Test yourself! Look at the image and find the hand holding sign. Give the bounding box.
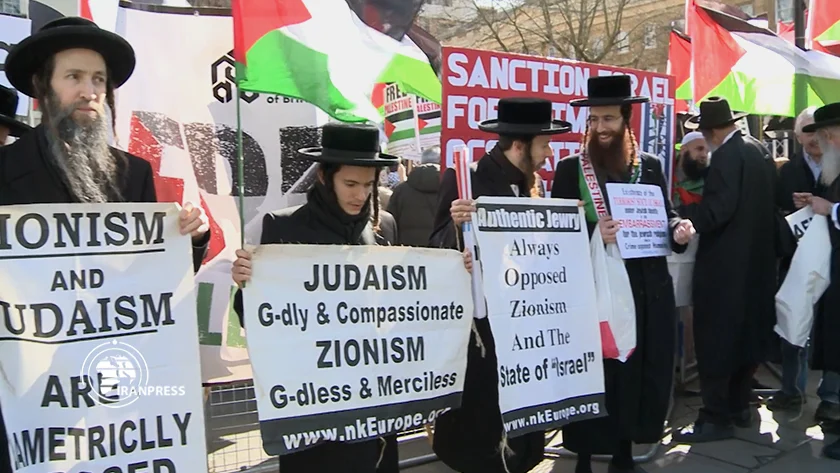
[809,196,833,216]
[598,216,621,244]
[793,192,812,209]
[451,198,476,225]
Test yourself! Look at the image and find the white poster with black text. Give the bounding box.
[0,203,207,472]
[243,245,473,455]
[473,197,606,437]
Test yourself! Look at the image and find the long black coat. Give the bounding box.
[551,153,681,454]
[428,146,545,473]
[0,125,209,473]
[233,200,398,473]
[812,177,840,373]
[682,132,777,377]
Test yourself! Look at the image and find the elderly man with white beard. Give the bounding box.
[801,102,840,460]
[0,17,211,473]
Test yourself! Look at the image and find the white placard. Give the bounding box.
[0,14,31,116]
[243,245,473,455]
[786,206,815,241]
[606,183,670,259]
[473,197,606,437]
[0,203,207,472]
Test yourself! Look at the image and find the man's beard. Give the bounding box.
[588,125,629,175]
[682,154,709,181]
[819,136,840,187]
[42,92,123,203]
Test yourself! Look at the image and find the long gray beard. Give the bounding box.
[819,136,840,188]
[43,100,122,203]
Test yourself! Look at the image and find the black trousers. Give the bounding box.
[698,364,758,425]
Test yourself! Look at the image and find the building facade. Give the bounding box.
[441,0,779,72]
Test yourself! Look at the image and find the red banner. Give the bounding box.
[441,47,677,192]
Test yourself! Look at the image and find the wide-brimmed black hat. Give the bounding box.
[688,97,748,130]
[570,75,649,107]
[802,102,840,133]
[478,97,571,135]
[4,17,136,98]
[0,85,32,138]
[298,123,400,167]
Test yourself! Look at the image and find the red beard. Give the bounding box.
[588,126,630,176]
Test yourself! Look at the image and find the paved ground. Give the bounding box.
[402,366,840,473]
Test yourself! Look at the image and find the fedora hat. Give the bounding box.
[688,97,748,130]
[802,102,840,133]
[478,97,571,135]
[0,85,32,138]
[570,75,649,107]
[4,17,136,98]
[298,123,400,167]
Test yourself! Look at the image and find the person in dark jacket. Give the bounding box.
[231,122,401,473]
[0,85,32,145]
[429,97,572,473]
[673,97,777,444]
[387,146,441,246]
[0,17,210,473]
[551,75,691,473]
[767,106,832,414]
[800,102,840,459]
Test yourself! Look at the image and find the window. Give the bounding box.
[547,45,558,58]
[428,0,453,5]
[0,0,20,15]
[591,38,605,57]
[644,24,657,50]
[617,31,629,54]
[776,0,794,23]
[740,4,755,16]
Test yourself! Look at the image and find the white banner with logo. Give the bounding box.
[786,206,815,241]
[473,197,606,438]
[243,245,472,455]
[0,13,31,116]
[0,203,206,472]
[114,4,328,383]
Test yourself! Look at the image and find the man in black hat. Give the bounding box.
[672,97,778,443]
[799,102,840,460]
[0,85,32,145]
[0,17,209,265]
[551,75,691,473]
[231,122,402,473]
[429,97,571,473]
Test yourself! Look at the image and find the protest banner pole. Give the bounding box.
[412,94,423,159]
[235,83,246,248]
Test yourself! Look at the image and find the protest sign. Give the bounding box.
[441,46,676,193]
[115,3,328,382]
[473,197,605,437]
[606,183,671,259]
[786,206,816,241]
[0,14,31,116]
[379,83,442,161]
[243,245,473,455]
[0,203,207,472]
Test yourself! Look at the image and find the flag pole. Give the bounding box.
[794,0,807,156]
[235,81,245,248]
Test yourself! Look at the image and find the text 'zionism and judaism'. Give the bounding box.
[243,245,473,455]
[0,203,207,472]
[473,197,606,437]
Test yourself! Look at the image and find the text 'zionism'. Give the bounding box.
[243,245,472,454]
[474,197,607,437]
[0,203,209,472]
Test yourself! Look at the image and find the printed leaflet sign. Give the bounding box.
[243,245,473,454]
[606,183,671,259]
[0,203,207,472]
[473,197,606,437]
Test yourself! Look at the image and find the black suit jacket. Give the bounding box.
[0,125,208,272]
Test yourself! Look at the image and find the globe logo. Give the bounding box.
[81,340,149,409]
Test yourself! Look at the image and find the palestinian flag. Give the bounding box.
[691,4,840,117]
[668,29,692,109]
[232,0,441,123]
[808,0,840,54]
